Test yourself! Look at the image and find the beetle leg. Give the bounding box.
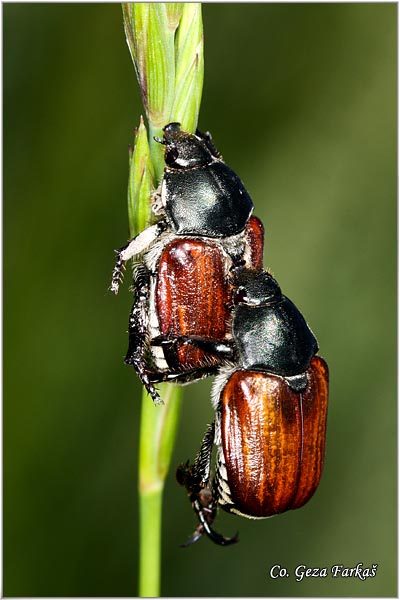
[178,479,239,547]
[179,524,204,546]
[151,335,235,361]
[195,128,223,159]
[193,426,239,545]
[146,363,218,385]
[146,367,219,387]
[110,250,126,294]
[177,424,239,546]
[110,220,167,294]
[176,423,215,491]
[193,497,239,547]
[124,265,164,405]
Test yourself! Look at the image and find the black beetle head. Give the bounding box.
[233,269,282,307]
[160,123,214,169]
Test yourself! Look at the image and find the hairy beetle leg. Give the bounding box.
[124,264,164,405]
[110,220,168,294]
[110,250,126,294]
[152,335,235,360]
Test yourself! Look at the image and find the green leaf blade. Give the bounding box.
[128,116,155,238]
[171,3,204,133]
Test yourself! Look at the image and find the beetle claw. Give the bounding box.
[180,526,204,548]
[201,523,239,547]
[194,499,239,546]
[179,519,239,548]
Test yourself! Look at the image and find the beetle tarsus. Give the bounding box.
[110,250,125,294]
[180,514,239,548]
[194,498,239,546]
[125,352,164,405]
[179,493,239,547]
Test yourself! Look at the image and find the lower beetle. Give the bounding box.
[176,268,329,545]
[112,123,264,404]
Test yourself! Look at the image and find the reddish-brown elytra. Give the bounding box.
[244,214,265,269]
[220,356,329,519]
[156,215,264,371]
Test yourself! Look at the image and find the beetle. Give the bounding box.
[111,123,265,404]
[176,267,329,545]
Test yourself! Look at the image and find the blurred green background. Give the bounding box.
[4,3,396,597]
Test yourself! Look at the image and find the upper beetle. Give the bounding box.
[176,268,329,545]
[111,123,264,404]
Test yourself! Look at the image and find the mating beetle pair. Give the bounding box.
[113,123,329,545]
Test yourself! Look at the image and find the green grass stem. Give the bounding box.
[138,384,182,597]
[121,3,204,596]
